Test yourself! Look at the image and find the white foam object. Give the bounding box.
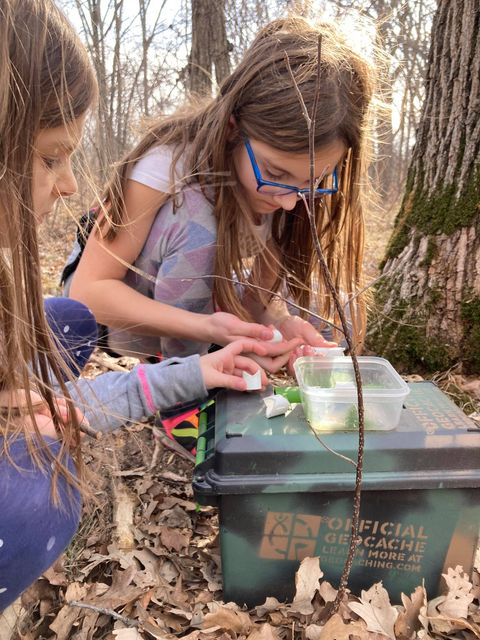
[269,329,283,343]
[242,369,262,391]
[263,395,290,418]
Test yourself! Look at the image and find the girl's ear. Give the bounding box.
[227,115,238,141]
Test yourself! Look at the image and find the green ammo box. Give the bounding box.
[193,382,480,607]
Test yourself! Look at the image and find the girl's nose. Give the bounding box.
[273,191,298,211]
[55,163,78,198]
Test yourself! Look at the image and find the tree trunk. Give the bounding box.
[189,0,231,96]
[368,0,480,373]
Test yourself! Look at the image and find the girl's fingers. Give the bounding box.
[260,337,303,356]
[215,372,248,392]
[238,322,273,342]
[233,355,264,376]
[304,327,337,347]
[224,339,268,357]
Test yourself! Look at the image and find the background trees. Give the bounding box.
[369,0,480,374]
[62,0,434,207]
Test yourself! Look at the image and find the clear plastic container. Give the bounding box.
[294,356,410,432]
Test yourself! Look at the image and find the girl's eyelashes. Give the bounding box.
[264,166,287,181]
[41,155,60,170]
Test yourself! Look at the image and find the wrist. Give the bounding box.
[267,313,291,330]
[197,314,214,343]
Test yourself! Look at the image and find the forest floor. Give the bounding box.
[1,206,479,640]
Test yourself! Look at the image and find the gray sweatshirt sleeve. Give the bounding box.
[66,354,207,432]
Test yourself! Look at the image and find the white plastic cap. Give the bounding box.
[242,369,262,391]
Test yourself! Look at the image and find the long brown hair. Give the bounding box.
[102,16,377,345]
[0,0,97,494]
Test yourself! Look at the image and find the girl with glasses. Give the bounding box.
[64,15,377,371]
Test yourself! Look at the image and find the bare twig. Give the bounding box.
[149,426,163,470]
[288,36,365,613]
[90,352,129,372]
[68,600,139,627]
[152,425,195,463]
[79,421,103,440]
[184,274,343,334]
[343,273,388,310]
[308,426,357,467]
[284,53,311,127]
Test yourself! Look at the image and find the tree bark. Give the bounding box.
[189,0,231,96]
[368,0,480,373]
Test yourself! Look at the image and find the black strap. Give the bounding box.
[60,209,97,285]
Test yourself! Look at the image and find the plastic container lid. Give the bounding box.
[294,356,410,396]
[294,356,411,431]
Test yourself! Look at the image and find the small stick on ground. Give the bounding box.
[68,600,139,628]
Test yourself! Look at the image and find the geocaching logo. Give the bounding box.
[259,511,321,561]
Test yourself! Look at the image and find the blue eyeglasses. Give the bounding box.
[243,137,338,197]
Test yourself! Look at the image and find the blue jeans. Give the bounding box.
[0,299,97,611]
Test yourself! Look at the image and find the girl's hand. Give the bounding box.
[0,389,86,439]
[199,339,269,391]
[276,315,338,348]
[246,336,304,373]
[274,316,338,373]
[204,311,274,346]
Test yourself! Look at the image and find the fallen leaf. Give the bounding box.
[20,579,56,609]
[74,609,99,640]
[395,586,426,640]
[437,566,475,619]
[305,623,323,640]
[42,559,69,586]
[202,606,252,634]
[84,567,144,609]
[291,557,323,615]
[460,379,480,399]
[160,527,191,552]
[65,581,88,602]
[307,613,370,639]
[159,506,192,529]
[349,583,398,639]
[112,629,145,639]
[48,604,82,640]
[0,599,25,640]
[246,622,280,640]
[319,581,337,604]
[255,597,283,617]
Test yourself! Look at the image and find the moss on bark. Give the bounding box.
[368,295,452,373]
[369,283,480,374]
[460,295,480,372]
[384,166,480,262]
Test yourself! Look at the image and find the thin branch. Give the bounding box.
[68,600,139,627]
[308,426,357,467]
[184,274,344,334]
[343,272,388,310]
[289,36,365,614]
[285,53,311,127]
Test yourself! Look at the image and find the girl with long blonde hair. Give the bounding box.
[65,15,376,370]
